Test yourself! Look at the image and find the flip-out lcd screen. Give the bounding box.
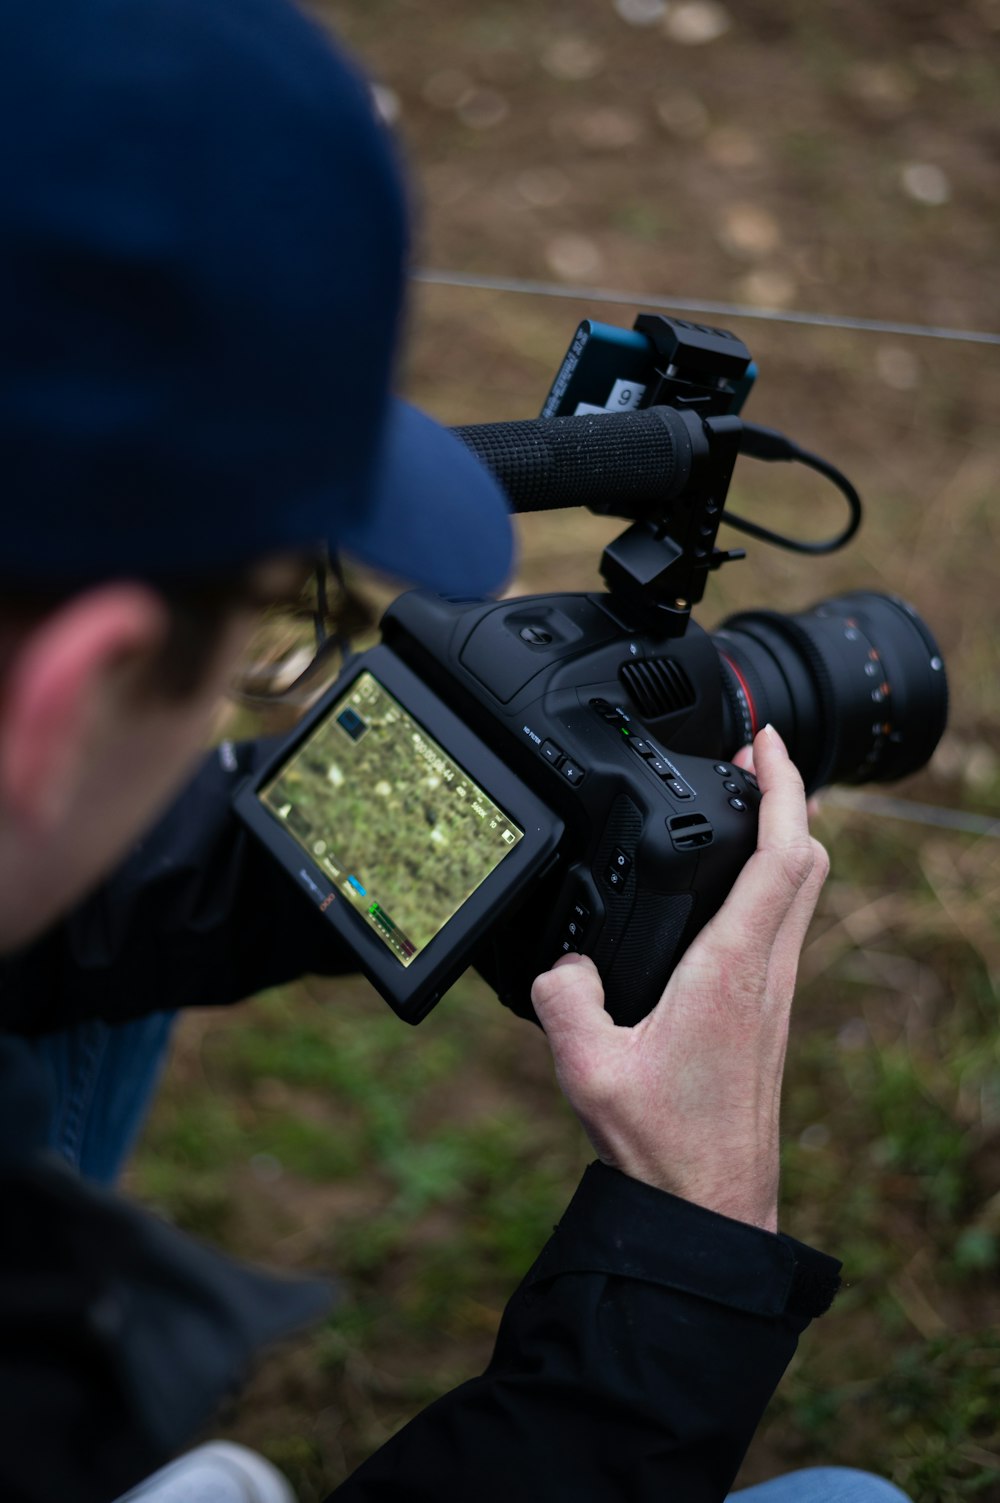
[260,671,524,966]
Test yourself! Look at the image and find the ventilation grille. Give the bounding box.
[619,656,696,719]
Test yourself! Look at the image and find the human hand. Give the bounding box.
[530,725,829,1233]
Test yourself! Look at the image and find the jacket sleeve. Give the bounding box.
[327,1162,842,1503]
[1,739,351,1035]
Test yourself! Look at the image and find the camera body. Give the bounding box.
[236,586,757,1022]
[234,314,947,1027]
[338,590,762,1026]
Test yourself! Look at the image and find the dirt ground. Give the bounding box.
[129,3,1000,1499]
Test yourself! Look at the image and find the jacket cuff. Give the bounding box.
[526,1161,841,1320]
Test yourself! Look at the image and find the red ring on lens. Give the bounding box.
[720,653,759,738]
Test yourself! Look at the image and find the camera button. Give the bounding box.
[560,760,584,786]
[728,796,748,812]
[541,740,564,766]
[714,763,732,776]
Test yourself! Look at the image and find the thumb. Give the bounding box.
[531,954,614,1052]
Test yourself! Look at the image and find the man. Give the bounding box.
[0,0,910,1500]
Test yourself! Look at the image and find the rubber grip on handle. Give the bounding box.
[450,408,697,516]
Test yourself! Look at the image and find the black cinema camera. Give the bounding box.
[235,315,948,1027]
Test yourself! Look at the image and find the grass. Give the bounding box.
[131,369,1000,1500]
[129,365,1000,1500]
[128,1,1000,1494]
[129,802,1000,1501]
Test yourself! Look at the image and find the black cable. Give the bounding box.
[725,423,863,555]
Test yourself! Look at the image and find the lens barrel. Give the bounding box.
[711,592,948,793]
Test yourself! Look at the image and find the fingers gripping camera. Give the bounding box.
[540,700,762,1028]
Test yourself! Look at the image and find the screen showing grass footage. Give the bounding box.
[260,672,524,967]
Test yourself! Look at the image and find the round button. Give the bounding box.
[713,763,731,776]
[729,796,748,812]
[723,780,739,793]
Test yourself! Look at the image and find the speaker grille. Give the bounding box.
[619,656,696,719]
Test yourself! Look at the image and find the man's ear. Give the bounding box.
[0,584,169,832]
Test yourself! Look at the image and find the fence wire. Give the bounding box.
[415,268,1000,348]
[416,265,1000,839]
[824,790,1000,841]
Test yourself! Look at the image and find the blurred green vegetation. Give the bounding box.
[131,836,1000,1501]
[131,0,1000,1497]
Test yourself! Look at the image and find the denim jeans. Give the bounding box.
[26,1010,175,1183]
[731,1468,912,1501]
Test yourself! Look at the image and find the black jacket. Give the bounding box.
[0,741,840,1503]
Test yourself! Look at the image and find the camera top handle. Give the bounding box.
[452,405,745,638]
[450,314,862,640]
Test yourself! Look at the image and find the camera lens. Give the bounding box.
[711,592,948,793]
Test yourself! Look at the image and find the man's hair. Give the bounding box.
[149,575,260,698]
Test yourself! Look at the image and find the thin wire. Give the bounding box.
[416,266,999,838]
[822,789,1000,839]
[415,269,1000,348]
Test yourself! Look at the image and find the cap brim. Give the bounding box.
[333,399,515,597]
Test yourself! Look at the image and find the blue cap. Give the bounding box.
[0,0,514,596]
